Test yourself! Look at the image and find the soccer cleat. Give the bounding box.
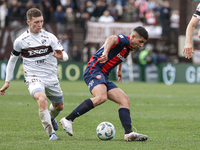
[51,119,58,131]
[59,118,73,136]
[49,133,58,140]
[124,131,148,141]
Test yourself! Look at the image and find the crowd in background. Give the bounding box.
[0,0,179,63]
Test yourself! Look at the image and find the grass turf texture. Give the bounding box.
[0,80,199,150]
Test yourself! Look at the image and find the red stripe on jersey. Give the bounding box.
[101,47,128,73]
[88,56,99,75]
[87,56,94,67]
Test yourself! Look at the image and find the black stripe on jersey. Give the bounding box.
[12,49,21,56]
[195,11,200,16]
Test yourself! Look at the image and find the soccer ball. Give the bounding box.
[96,121,115,140]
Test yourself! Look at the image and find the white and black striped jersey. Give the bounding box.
[13,29,63,78]
[194,3,200,19]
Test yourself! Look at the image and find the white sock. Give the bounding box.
[39,109,55,136]
[49,103,60,120]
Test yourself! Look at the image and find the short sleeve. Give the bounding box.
[117,34,130,46]
[49,33,64,50]
[194,3,200,19]
[13,38,22,53]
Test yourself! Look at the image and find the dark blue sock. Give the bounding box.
[119,108,132,134]
[73,99,94,117]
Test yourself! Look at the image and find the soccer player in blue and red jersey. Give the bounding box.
[60,26,149,141]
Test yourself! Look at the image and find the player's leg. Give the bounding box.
[26,78,57,140]
[60,83,108,136]
[49,102,64,131]
[46,81,64,131]
[33,91,57,140]
[107,86,148,141]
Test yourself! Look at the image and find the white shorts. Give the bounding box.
[25,76,63,103]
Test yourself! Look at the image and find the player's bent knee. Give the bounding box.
[93,96,107,106]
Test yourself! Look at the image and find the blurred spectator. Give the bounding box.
[131,50,140,64]
[170,10,180,42]
[80,12,90,40]
[135,0,148,23]
[147,0,157,10]
[157,52,168,63]
[112,0,127,19]
[92,0,106,21]
[154,1,171,40]
[41,0,53,24]
[84,1,96,21]
[98,10,115,23]
[8,0,21,27]
[125,0,139,22]
[0,0,8,28]
[145,9,156,25]
[54,5,66,34]
[56,0,75,10]
[65,7,75,28]
[17,0,29,24]
[139,44,157,67]
[107,1,118,21]
[72,45,82,61]
[58,33,70,53]
[65,7,75,43]
[144,44,157,67]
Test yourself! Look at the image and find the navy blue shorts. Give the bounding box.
[83,67,118,93]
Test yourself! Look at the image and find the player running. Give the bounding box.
[0,8,69,140]
[60,26,149,141]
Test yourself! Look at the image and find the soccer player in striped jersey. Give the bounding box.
[0,8,69,140]
[183,3,200,59]
[60,26,149,141]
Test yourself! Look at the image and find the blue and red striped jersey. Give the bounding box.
[87,34,134,74]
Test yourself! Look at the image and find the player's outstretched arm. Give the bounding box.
[0,82,10,95]
[183,16,199,59]
[1,53,19,95]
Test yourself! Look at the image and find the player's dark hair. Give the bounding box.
[133,26,149,40]
[26,8,42,21]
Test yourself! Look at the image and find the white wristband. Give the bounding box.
[61,51,69,62]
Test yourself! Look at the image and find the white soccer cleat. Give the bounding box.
[124,131,148,141]
[59,118,73,136]
[49,133,58,140]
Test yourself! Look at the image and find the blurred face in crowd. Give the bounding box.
[27,16,43,34]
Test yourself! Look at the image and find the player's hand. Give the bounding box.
[116,70,122,83]
[0,82,10,95]
[52,49,63,60]
[183,43,194,59]
[98,53,108,63]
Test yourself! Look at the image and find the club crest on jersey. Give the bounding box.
[41,39,47,45]
[96,74,102,79]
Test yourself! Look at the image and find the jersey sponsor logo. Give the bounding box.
[35,59,46,65]
[117,53,125,61]
[88,80,94,89]
[22,46,53,58]
[28,48,48,56]
[96,74,102,79]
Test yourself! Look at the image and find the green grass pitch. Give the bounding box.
[0,80,199,150]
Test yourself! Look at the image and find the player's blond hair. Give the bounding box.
[26,8,42,21]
